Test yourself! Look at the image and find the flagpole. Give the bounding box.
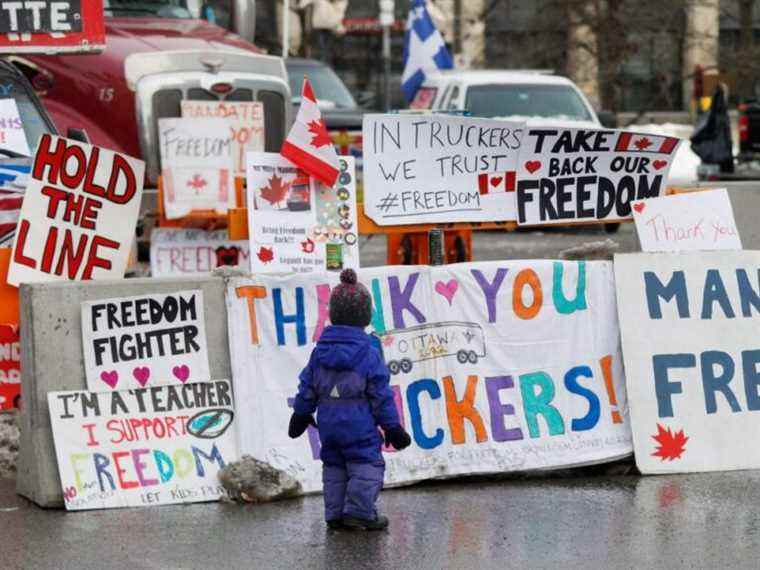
[283,0,290,59]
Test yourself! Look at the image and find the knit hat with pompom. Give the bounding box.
[329,269,372,328]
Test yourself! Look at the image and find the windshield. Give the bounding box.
[0,74,51,157]
[104,0,193,18]
[465,84,593,121]
[287,64,357,109]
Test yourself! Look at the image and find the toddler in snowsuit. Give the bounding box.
[288,268,411,530]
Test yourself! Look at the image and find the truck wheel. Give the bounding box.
[388,360,400,375]
[400,359,413,373]
[457,350,469,364]
[468,351,478,364]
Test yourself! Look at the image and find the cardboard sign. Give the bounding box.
[0,99,30,157]
[362,114,523,225]
[226,262,632,493]
[516,128,681,225]
[632,189,741,252]
[181,101,265,174]
[150,228,250,277]
[615,251,760,473]
[48,380,236,510]
[246,152,359,274]
[81,291,211,392]
[158,118,233,220]
[7,135,145,286]
[0,323,19,410]
[0,0,105,54]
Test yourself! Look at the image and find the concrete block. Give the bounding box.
[15,276,231,507]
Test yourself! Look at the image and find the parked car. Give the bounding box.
[285,58,364,161]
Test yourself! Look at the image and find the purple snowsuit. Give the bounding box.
[293,325,400,521]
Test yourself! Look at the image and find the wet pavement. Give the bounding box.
[3,470,760,569]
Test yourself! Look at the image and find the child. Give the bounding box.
[288,268,411,530]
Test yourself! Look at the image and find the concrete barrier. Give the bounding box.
[16,276,231,507]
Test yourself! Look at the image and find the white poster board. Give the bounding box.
[226,262,632,493]
[362,114,523,224]
[158,118,234,219]
[150,228,250,277]
[48,380,236,510]
[246,152,359,274]
[516,128,681,225]
[7,135,145,286]
[615,251,760,473]
[181,101,265,174]
[81,290,211,392]
[632,189,741,252]
[0,99,30,157]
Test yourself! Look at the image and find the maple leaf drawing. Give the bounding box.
[257,246,274,264]
[634,137,653,151]
[651,424,688,461]
[301,238,315,253]
[259,174,291,207]
[307,119,331,148]
[186,174,207,194]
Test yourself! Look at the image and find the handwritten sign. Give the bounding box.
[48,380,236,510]
[615,251,760,473]
[632,189,741,252]
[362,114,523,224]
[181,101,265,174]
[0,99,30,157]
[0,323,19,410]
[246,152,359,274]
[516,128,681,225]
[226,262,632,493]
[150,228,250,277]
[7,135,144,286]
[158,118,233,220]
[81,291,211,392]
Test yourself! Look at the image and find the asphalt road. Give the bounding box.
[359,181,760,266]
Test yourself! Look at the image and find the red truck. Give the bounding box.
[7,1,291,188]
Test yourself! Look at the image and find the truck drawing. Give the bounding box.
[378,321,486,375]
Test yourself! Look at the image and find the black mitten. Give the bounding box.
[384,425,412,450]
[288,413,314,438]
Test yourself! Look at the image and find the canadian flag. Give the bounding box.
[281,77,340,187]
[615,132,680,155]
[478,171,515,195]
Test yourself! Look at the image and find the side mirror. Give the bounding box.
[597,110,618,128]
[66,127,90,143]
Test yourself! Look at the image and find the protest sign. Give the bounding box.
[150,228,250,277]
[7,135,144,286]
[516,128,681,225]
[615,251,760,473]
[0,323,19,410]
[158,118,233,220]
[632,189,741,252]
[81,291,211,392]
[0,1,105,54]
[181,101,265,174]
[246,152,359,274]
[0,99,30,157]
[47,379,236,510]
[362,114,523,225]
[226,262,632,493]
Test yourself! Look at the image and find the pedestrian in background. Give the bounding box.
[288,268,411,530]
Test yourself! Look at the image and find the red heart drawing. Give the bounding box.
[653,160,667,170]
[215,246,240,267]
[490,176,503,187]
[633,202,646,214]
[434,279,459,305]
[525,160,541,174]
[132,366,150,387]
[100,370,118,389]
[172,365,190,383]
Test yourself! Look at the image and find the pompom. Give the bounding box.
[340,268,358,285]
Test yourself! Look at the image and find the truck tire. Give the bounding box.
[457,350,469,364]
[400,358,413,373]
[388,360,400,375]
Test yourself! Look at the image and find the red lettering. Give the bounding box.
[54,231,87,278]
[82,423,99,447]
[40,226,58,273]
[165,416,178,437]
[32,134,65,184]
[80,198,102,230]
[12,220,36,268]
[81,235,120,279]
[106,419,125,445]
[62,193,85,225]
[112,451,138,489]
[40,186,69,219]
[82,146,106,198]
[59,145,87,189]
[107,155,137,204]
